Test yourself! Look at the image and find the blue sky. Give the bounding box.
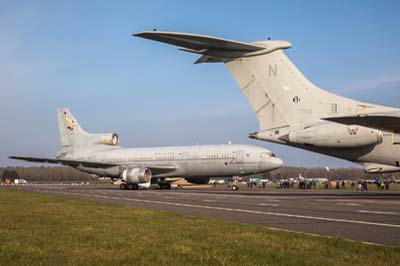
[1,0,400,167]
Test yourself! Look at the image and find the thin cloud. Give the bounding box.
[342,69,400,94]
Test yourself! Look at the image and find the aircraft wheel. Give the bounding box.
[132,183,139,190]
[127,183,134,190]
[165,183,171,190]
[120,183,126,190]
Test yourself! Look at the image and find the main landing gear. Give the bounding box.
[157,177,171,190]
[158,182,171,190]
[120,183,139,190]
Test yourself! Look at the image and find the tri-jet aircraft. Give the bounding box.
[135,31,400,173]
[10,108,283,189]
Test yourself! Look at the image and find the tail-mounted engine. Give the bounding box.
[285,124,382,148]
[99,133,119,145]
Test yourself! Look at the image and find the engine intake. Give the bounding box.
[121,167,151,183]
[100,133,119,145]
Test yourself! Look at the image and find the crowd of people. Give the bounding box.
[276,179,393,190]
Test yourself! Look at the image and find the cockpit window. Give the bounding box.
[261,152,275,158]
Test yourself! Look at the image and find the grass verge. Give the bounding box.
[0,188,399,266]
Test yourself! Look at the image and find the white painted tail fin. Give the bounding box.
[134,31,395,132]
[57,108,119,151]
[224,48,390,131]
[57,108,89,147]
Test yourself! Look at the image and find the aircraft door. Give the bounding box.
[393,134,400,145]
[236,150,245,175]
[236,150,244,163]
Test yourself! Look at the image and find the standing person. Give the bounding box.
[341,180,345,189]
[363,180,368,191]
[351,181,355,190]
[380,181,385,191]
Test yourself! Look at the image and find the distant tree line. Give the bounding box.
[0,166,95,182]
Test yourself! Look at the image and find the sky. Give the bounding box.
[1,0,400,168]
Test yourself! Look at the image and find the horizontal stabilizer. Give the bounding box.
[134,31,265,52]
[134,31,292,63]
[323,111,400,133]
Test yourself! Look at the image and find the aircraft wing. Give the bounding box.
[9,156,117,168]
[134,31,265,52]
[9,156,177,175]
[323,111,400,133]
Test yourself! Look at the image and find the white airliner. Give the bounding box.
[135,31,400,173]
[10,108,283,190]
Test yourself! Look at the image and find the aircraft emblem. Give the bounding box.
[292,96,301,103]
[64,112,75,134]
[347,127,358,135]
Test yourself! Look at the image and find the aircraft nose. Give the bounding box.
[267,157,283,170]
[274,157,283,168]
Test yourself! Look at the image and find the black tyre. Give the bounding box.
[132,183,139,190]
[120,183,126,190]
[127,183,134,190]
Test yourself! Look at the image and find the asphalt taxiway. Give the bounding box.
[16,185,400,246]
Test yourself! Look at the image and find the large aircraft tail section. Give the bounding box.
[135,31,396,135]
[224,49,355,130]
[57,107,88,147]
[57,108,119,155]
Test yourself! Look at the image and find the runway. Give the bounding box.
[16,185,400,246]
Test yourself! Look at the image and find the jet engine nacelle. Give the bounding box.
[99,133,119,145]
[288,124,383,148]
[121,167,151,183]
[364,163,400,173]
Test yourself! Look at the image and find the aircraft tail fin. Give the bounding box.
[135,31,394,137]
[57,107,88,147]
[57,108,119,155]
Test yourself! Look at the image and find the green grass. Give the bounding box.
[0,188,399,266]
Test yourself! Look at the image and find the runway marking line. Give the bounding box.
[336,203,361,206]
[202,199,217,202]
[47,190,400,229]
[358,210,399,215]
[258,203,279,207]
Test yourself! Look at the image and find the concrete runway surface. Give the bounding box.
[15,185,400,246]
